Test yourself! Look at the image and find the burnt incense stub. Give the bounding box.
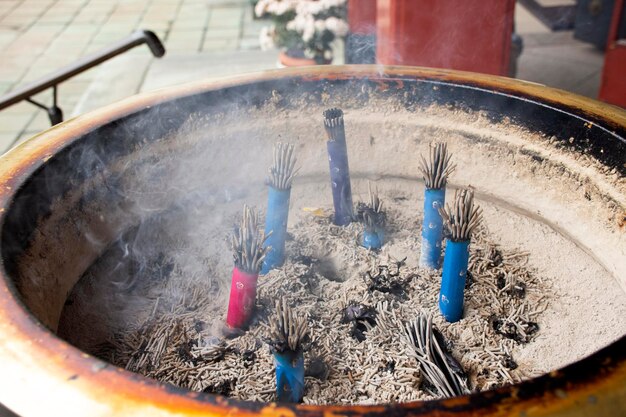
[356,184,386,231]
[322,108,345,141]
[405,312,470,397]
[323,107,354,226]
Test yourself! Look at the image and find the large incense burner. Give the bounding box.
[0,66,624,416]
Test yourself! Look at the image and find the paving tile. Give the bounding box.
[515,2,551,35]
[141,50,278,91]
[207,7,242,28]
[201,38,237,52]
[204,27,240,40]
[0,82,14,95]
[72,54,152,115]
[167,28,204,42]
[0,110,35,133]
[0,132,19,155]
[24,109,53,132]
[516,47,602,98]
[238,36,260,50]
[165,41,201,53]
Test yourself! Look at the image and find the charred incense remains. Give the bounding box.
[269,298,308,402]
[438,189,482,322]
[323,108,353,226]
[356,183,386,249]
[419,142,456,269]
[341,302,377,342]
[262,143,298,274]
[405,312,470,397]
[226,205,270,329]
[365,258,412,298]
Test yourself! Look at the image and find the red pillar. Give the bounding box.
[599,0,626,108]
[376,0,515,76]
[348,0,377,35]
[346,0,377,64]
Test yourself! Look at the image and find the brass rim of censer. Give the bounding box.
[0,65,624,417]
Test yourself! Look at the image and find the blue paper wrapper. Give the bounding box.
[439,239,470,322]
[327,136,353,226]
[362,228,384,250]
[420,188,446,269]
[274,350,304,403]
[262,186,291,274]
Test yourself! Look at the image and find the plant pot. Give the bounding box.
[277,50,331,67]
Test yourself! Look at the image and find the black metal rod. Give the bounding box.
[0,30,165,112]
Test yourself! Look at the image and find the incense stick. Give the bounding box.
[269,298,308,402]
[419,142,455,269]
[418,142,456,190]
[438,188,483,322]
[268,142,298,191]
[439,188,482,242]
[231,205,270,274]
[227,205,271,329]
[262,143,297,274]
[269,298,308,353]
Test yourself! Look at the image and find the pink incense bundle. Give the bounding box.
[226,268,260,328]
[226,205,270,329]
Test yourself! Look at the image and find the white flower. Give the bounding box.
[314,19,326,32]
[302,19,315,42]
[324,49,333,60]
[259,25,276,50]
[325,16,349,37]
[254,0,268,17]
[320,0,346,10]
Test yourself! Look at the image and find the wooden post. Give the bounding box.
[376,0,515,76]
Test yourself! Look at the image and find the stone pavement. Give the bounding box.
[0,0,607,156]
[0,0,269,154]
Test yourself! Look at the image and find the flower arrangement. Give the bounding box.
[255,0,349,63]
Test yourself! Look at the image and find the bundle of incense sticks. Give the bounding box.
[323,108,353,226]
[418,142,455,269]
[226,205,270,329]
[262,143,298,274]
[438,188,482,322]
[357,183,386,250]
[269,298,308,402]
[405,312,470,397]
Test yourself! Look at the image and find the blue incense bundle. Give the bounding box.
[262,143,297,274]
[357,183,386,250]
[418,143,455,269]
[275,350,305,403]
[269,298,308,403]
[438,189,482,322]
[323,108,353,226]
